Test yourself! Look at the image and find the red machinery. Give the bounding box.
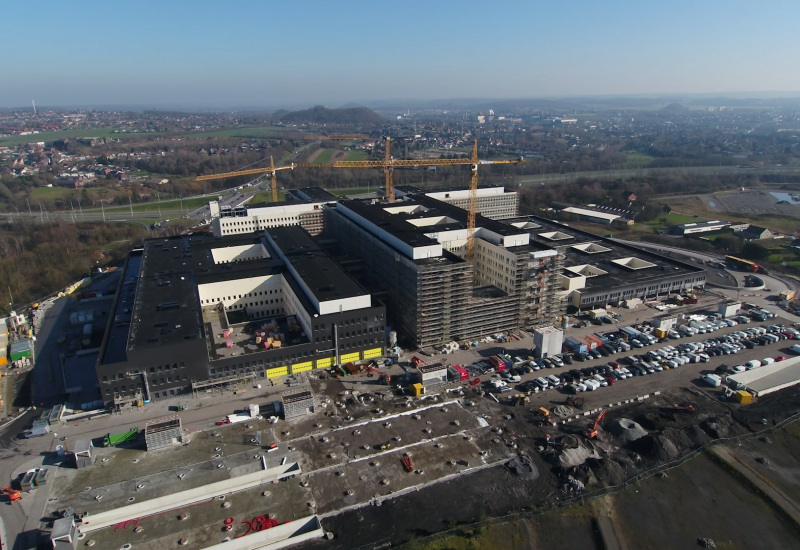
[1,485,21,502]
[401,454,414,473]
[583,409,606,439]
[470,377,481,386]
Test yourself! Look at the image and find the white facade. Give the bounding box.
[534,326,564,358]
[211,201,328,237]
[424,187,519,220]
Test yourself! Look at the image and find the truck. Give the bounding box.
[447,364,469,382]
[701,373,722,387]
[619,326,641,342]
[564,336,588,354]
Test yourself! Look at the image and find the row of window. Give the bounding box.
[201,288,283,305]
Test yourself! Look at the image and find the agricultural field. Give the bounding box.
[0,128,146,146]
[612,150,657,170]
[310,148,368,164]
[178,126,296,139]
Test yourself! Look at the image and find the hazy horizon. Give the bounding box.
[3,0,800,110]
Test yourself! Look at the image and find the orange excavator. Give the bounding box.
[673,403,696,413]
[2,485,21,502]
[583,409,607,439]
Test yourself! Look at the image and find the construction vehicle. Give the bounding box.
[583,409,607,439]
[673,403,696,413]
[195,156,295,204]
[514,395,531,406]
[1,485,21,502]
[565,395,585,409]
[378,440,393,451]
[536,407,553,427]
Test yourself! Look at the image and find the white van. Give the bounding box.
[745,359,762,370]
[761,357,775,366]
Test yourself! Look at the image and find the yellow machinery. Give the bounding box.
[195,156,295,203]
[300,138,523,261]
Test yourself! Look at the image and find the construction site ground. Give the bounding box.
[8,306,800,549]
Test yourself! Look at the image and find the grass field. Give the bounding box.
[642,211,698,227]
[311,149,368,164]
[611,151,657,170]
[178,126,294,139]
[0,128,146,146]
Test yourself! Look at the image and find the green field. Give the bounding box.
[0,128,149,146]
[178,126,294,139]
[104,197,209,214]
[612,150,657,170]
[311,149,368,164]
[642,211,698,227]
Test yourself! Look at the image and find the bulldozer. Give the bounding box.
[515,394,531,406]
[673,403,696,413]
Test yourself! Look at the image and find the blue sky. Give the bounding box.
[2,0,799,109]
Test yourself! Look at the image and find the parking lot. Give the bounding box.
[396,306,800,416]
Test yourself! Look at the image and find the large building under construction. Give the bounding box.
[323,193,561,347]
[95,226,385,409]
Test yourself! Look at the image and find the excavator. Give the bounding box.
[2,485,21,502]
[673,403,696,413]
[583,409,607,439]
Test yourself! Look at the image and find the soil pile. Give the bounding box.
[506,454,539,481]
[606,418,648,444]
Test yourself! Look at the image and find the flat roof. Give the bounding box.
[561,207,620,221]
[510,215,705,294]
[266,225,369,303]
[729,356,800,396]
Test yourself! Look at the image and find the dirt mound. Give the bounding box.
[506,455,539,481]
[606,418,648,444]
[628,433,681,462]
[555,444,599,468]
[586,457,628,486]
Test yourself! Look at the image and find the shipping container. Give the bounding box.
[654,328,667,339]
[734,390,753,404]
[447,364,469,381]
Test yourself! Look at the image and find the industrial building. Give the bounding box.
[560,206,626,225]
[670,220,730,235]
[514,215,707,311]
[420,187,519,220]
[95,226,385,410]
[323,193,561,347]
[728,356,800,397]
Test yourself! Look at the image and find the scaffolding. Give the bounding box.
[191,371,258,398]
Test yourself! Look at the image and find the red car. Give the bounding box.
[607,361,621,370]
[604,376,617,385]
[775,356,787,362]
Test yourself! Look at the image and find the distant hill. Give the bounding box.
[278,105,382,125]
[660,102,690,112]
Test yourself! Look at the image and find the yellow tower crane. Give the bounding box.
[195,156,295,204]
[299,138,523,261]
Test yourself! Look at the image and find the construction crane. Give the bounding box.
[583,409,607,439]
[195,156,295,204]
[300,138,523,259]
[303,134,371,140]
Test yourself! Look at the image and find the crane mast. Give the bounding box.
[195,156,294,203]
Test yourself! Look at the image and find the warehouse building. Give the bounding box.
[670,220,730,235]
[422,186,519,220]
[95,227,385,410]
[728,356,800,397]
[323,194,561,348]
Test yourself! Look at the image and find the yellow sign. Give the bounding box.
[316,357,334,368]
[362,347,383,359]
[340,351,361,363]
[293,361,313,373]
[266,366,289,379]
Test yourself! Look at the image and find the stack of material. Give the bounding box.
[606,418,648,444]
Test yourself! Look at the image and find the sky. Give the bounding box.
[2,0,800,109]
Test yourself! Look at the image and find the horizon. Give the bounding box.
[2,0,800,109]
